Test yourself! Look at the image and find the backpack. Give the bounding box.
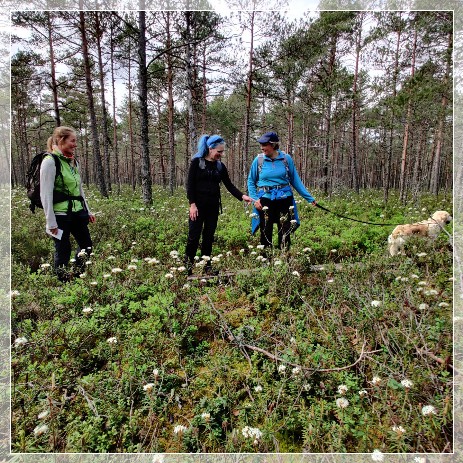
[256,152,290,181]
[198,157,223,172]
[25,152,83,213]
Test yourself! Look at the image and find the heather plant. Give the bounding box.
[10,186,453,453]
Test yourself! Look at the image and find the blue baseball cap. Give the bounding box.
[257,131,279,144]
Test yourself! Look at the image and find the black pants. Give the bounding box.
[185,206,219,265]
[258,196,293,249]
[54,211,93,281]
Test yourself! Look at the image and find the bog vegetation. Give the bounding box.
[11,186,453,453]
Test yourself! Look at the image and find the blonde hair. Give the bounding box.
[49,126,76,151]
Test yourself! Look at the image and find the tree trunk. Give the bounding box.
[95,12,112,193]
[46,12,60,127]
[430,28,452,196]
[79,11,107,197]
[110,19,120,194]
[166,11,176,195]
[138,9,153,204]
[242,11,255,189]
[399,26,417,203]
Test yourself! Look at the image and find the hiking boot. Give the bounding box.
[204,265,219,276]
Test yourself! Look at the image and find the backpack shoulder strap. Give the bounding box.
[198,157,205,169]
[216,160,223,172]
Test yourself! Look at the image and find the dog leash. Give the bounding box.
[314,203,403,226]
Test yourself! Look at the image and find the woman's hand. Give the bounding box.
[89,214,96,223]
[49,227,59,235]
[242,195,253,204]
[189,203,199,221]
[254,199,262,211]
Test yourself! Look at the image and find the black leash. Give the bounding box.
[315,203,402,226]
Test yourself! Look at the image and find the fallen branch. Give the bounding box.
[416,347,459,375]
[204,295,381,373]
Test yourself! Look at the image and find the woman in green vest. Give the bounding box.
[40,126,95,282]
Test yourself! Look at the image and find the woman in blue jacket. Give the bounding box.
[247,131,316,250]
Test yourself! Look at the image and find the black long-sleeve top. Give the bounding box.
[186,157,244,209]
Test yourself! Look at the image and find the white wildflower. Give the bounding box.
[211,257,220,263]
[359,390,368,397]
[370,300,381,307]
[254,385,263,392]
[85,260,92,265]
[337,384,348,395]
[250,251,257,255]
[153,368,159,378]
[79,273,87,278]
[182,284,190,289]
[416,252,427,257]
[14,337,28,347]
[438,302,449,307]
[278,364,287,374]
[77,250,87,258]
[256,244,265,250]
[242,426,262,441]
[143,383,155,392]
[10,290,20,298]
[371,449,384,462]
[292,366,301,376]
[173,424,187,435]
[292,271,300,277]
[111,267,123,273]
[107,337,117,344]
[82,307,93,314]
[40,263,51,269]
[401,379,413,389]
[392,425,406,435]
[418,303,429,311]
[37,410,49,420]
[103,273,111,279]
[177,266,186,272]
[127,264,137,270]
[290,219,297,224]
[165,273,174,279]
[424,289,438,296]
[262,206,269,211]
[417,281,427,286]
[303,247,311,252]
[33,424,49,436]
[274,259,282,266]
[90,281,98,286]
[371,376,381,386]
[330,249,337,253]
[336,397,349,409]
[422,405,437,416]
[201,412,211,421]
[201,255,211,261]
[411,274,419,279]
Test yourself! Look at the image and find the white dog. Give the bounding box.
[387,210,452,256]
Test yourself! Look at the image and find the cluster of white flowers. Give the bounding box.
[371,376,381,386]
[111,267,123,274]
[15,337,28,347]
[34,424,49,437]
[82,307,93,314]
[173,424,188,435]
[400,379,413,389]
[292,270,300,277]
[10,290,20,298]
[201,255,211,262]
[422,405,437,416]
[392,425,406,435]
[423,289,438,296]
[416,252,427,257]
[292,366,301,376]
[370,300,381,307]
[336,397,349,409]
[254,385,263,393]
[146,258,160,265]
[303,247,311,252]
[37,410,49,420]
[371,449,384,462]
[242,426,263,443]
[40,263,51,269]
[107,337,117,344]
[143,383,154,393]
[359,390,368,397]
[337,384,348,395]
[256,244,265,250]
[201,412,210,421]
[438,302,450,307]
[418,303,429,311]
[274,259,282,266]
[127,264,137,271]
[278,364,286,374]
[164,273,174,279]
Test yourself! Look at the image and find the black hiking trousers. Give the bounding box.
[185,205,219,266]
[258,196,293,250]
[53,210,93,282]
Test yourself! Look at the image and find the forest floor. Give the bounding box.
[10,186,453,453]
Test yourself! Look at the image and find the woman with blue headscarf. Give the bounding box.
[185,134,252,275]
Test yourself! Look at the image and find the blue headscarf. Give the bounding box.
[192,134,225,159]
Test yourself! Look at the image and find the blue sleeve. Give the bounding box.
[287,155,315,203]
[247,157,259,200]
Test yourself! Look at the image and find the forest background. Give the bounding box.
[2,0,463,461]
